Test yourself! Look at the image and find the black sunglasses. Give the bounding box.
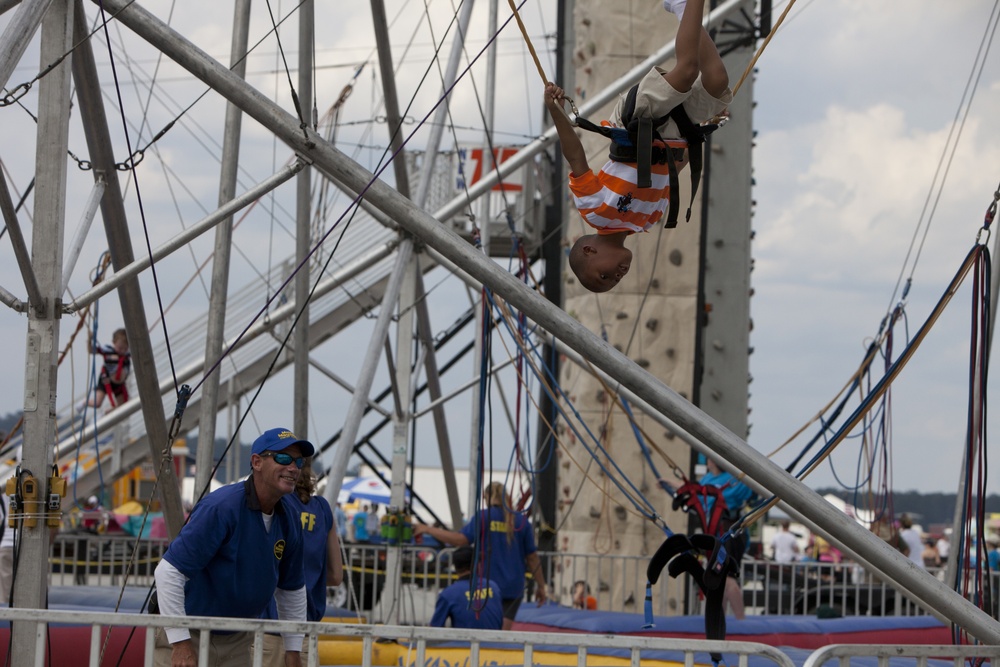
[259,451,305,469]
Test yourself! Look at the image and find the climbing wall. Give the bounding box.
[554,0,755,616]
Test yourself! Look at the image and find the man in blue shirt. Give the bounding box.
[430,546,503,630]
[152,427,314,667]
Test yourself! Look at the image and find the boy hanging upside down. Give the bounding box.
[544,0,732,293]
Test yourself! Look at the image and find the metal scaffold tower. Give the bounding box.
[0,2,997,664]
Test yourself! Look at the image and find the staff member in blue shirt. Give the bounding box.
[153,427,314,667]
[414,481,548,629]
[430,546,503,629]
[260,457,344,666]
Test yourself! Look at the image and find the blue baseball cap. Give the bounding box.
[251,427,315,458]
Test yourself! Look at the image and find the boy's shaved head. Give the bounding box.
[568,234,632,293]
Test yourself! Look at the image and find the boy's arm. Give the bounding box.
[544,83,590,177]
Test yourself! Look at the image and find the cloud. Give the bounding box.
[749,2,1000,492]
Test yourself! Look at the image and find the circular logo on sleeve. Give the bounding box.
[274,540,285,560]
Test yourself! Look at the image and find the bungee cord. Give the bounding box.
[880,0,1000,329]
[735,211,996,537]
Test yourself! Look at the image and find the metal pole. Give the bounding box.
[415,273,463,526]
[12,2,70,661]
[370,0,411,199]
[0,0,52,90]
[323,240,414,507]
[383,338,402,418]
[61,178,105,296]
[477,0,498,243]
[478,0,498,237]
[535,0,572,558]
[293,0,314,437]
[66,163,303,312]
[0,0,24,17]
[383,253,417,625]
[0,162,43,309]
[100,0,1000,641]
[466,0,497,519]
[72,0,186,539]
[0,284,24,311]
[413,0,476,209]
[195,0,252,500]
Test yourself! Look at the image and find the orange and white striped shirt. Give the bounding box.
[568,158,675,234]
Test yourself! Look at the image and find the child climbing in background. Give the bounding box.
[544,0,732,293]
[87,327,131,408]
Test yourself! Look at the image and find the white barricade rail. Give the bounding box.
[0,607,798,667]
[802,643,1000,667]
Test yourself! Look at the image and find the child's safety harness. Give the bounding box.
[645,477,749,665]
[571,83,723,228]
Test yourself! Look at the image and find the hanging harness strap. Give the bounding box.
[572,83,722,228]
[672,481,729,536]
[646,530,747,665]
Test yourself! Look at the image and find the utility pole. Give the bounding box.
[196,0,252,500]
[12,2,72,662]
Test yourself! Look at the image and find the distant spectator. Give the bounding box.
[334,504,348,542]
[700,458,751,619]
[899,515,926,570]
[367,503,381,544]
[430,546,503,629]
[989,538,1000,616]
[936,533,951,560]
[921,538,941,569]
[770,520,800,563]
[571,581,597,610]
[0,492,12,603]
[808,536,842,564]
[988,537,1000,572]
[353,505,370,543]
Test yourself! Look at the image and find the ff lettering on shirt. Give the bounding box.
[465,587,495,602]
[300,511,317,532]
[490,520,507,532]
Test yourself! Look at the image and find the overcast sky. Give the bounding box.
[750,0,1000,495]
[0,0,998,500]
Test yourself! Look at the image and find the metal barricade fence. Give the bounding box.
[739,558,939,617]
[46,537,973,619]
[49,533,169,588]
[802,643,1000,667]
[346,543,679,623]
[0,606,800,667]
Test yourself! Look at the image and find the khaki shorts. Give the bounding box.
[253,632,286,667]
[153,627,252,667]
[253,631,309,667]
[611,66,732,138]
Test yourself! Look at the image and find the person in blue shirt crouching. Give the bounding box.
[152,427,313,667]
[430,546,503,630]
